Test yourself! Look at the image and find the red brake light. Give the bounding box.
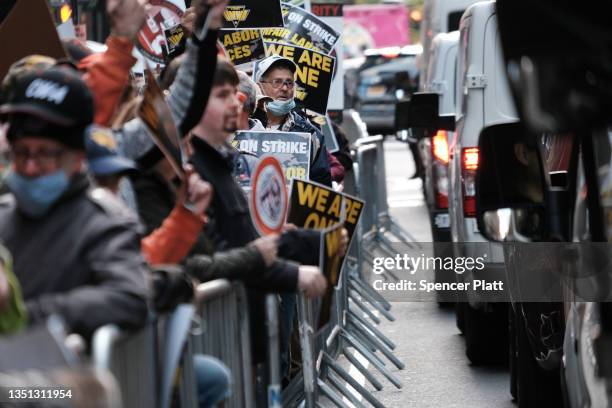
[462,147,479,171]
[432,130,449,164]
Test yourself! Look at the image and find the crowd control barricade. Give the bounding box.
[281,112,407,407]
[191,279,255,408]
[92,318,158,408]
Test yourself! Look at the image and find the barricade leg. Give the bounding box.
[341,347,384,391]
[348,280,396,322]
[349,275,392,312]
[347,321,405,370]
[317,378,351,408]
[341,330,402,390]
[322,353,385,408]
[297,294,318,408]
[326,371,367,408]
[349,294,381,324]
[266,295,282,408]
[347,311,396,351]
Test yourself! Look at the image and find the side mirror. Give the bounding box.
[475,122,547,241]
[481,207,546,242]
[394,93,456,133]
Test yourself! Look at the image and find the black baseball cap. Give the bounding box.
[0,66,93,129]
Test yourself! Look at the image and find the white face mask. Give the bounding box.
[266,98,296,117]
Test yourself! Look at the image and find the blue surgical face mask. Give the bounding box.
[266,98,296,117]
[4,169,70,218]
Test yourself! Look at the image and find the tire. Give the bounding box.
[509,307,518,401]
[515,309,562,408]
[456,302,465,334]
[464,303,509,366]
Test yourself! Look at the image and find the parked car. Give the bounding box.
[448,0,510,365]
[415,31,460,299]
[354,45,421,135]
[475,1,612,407]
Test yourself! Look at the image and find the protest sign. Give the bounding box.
[232,131,311,185]
[138,70,185,179]
[223,0,283,29]
[285,0,311,11]
[312,3,344,111]
[317,221,345,329]
[136,0,186,66]
[162,23,186,61]
[220,29,265,67]
[287,178,365,330]
[262,42,336,115]
[310,113,339,153]
[287,179,363,240]
[0,0,67,80]
[261,4,339,55]
[249,156,288,236]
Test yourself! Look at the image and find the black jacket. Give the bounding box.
[0,174,149,339]
[129,170,268,283]
[191,137,303,362]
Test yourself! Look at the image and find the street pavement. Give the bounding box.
[324,140,514,408]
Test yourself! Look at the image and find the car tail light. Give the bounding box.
[432,130,449,209]
[432,130,449,164]
[462,147,479,217]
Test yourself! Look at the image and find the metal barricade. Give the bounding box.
[92,319,158,408]
[280,111,408,407]
[191,279,255,408]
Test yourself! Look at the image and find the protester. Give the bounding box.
[0,66,149,339]
[254,55,340,185]
[189,58,327,364]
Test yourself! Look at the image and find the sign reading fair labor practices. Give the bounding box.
[220,29,265,67]
[232,131,311,185]
[249,156,288,236]
[317,221,346,329]
[223,0,283,29]
[263,42,336,115]
[261,4,339,55]
[138,70,186,180]
[287,179,363,242]
[136,0,186,65]
[312,3,344,110]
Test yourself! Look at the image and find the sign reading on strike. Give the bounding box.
[249,156,288,236]
[262,42,336,114]
[223,0,283,29]
[232,131,311,185]
[261,4,339,55]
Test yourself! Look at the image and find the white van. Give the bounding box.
[419,0,482,92]
[449,0,515,364]
[418,32,460,293]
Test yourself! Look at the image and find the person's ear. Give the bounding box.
[513,143,530,166]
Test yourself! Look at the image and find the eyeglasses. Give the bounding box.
[260,79,295,89]
[10,147,66,167]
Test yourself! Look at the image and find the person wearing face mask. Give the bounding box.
[0,66,149,339]
[254,55,339,186]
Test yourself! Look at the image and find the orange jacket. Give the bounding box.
[141,204,206,265]
[79,36,136,126]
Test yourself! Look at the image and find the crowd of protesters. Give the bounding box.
[0,0,354,406]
